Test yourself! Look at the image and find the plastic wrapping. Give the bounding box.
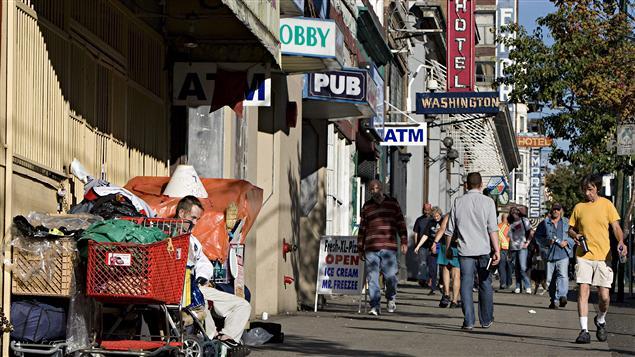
[242,327,273,346]
[6,230,77,286]
[65,265,98,353]
[26,212,103,232]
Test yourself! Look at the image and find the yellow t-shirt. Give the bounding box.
[569,197,620,261]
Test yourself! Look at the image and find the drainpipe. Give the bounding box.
[2,1,15,354]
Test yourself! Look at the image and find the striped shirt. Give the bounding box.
[357,196,408,252]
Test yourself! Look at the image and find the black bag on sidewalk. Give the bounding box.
[10,300,66,343]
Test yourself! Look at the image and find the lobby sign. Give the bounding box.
[380,124,427,146]
[280,18,339,58]
[415,92,500,114]
[447,0,475,92]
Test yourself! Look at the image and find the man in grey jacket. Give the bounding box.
[443,172,500,330]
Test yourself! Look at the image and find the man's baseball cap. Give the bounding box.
[552,203,562,211]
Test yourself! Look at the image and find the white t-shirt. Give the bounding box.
[188,235,215,281]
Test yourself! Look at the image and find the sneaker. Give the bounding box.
[387,300,396,313]
[368,307,380,316]
[548,302,557,309]
[525,288,532,294]
[575,330,591,344]
[594,316,607,342]
[449,301,458,308]
[482,321,493,329]
[514,287,521,294]
[472,287,478,292]
[559,296,567,308]
[461,324,474,330]
[439,295,450,308]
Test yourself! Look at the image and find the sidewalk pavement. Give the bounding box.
[251,282,635,356]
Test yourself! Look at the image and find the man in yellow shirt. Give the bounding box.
[568,174,627,344]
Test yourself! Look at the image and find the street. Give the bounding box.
[252,282,635,356]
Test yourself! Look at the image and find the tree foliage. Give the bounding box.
[497,0,634,172]
[544,164,588,215]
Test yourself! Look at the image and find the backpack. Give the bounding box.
[10,300,66,343]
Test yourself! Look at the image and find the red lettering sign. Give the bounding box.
[447,0,475,92]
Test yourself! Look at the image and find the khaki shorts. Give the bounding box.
[575,257,614,288]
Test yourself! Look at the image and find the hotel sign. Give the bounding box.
[415,92,500,114]
[447,0,475,92]
[529,148,542,218]
[516,136,553,148]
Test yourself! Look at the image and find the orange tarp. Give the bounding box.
[124,177,263,262]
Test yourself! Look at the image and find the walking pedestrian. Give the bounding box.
[414,207,444,296]
[413,203,434,290]
[432,213,461,308]
[568,174,627,344]
[497,213,512,290]
[535,203,574,309]
[443,172,500,330]
[357,180,408,316]
[507,207,534,294]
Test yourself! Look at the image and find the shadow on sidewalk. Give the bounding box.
[251,334,413,356]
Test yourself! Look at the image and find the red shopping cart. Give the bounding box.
[82,218,202,356]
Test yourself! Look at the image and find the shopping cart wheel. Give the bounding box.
[181,335,217,357]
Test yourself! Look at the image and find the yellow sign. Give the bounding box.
[516,136,553,147]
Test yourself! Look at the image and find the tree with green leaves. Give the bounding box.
[497,0,634,173]
[544,164,588,215]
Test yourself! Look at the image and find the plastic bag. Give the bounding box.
[65,266,96,352]
[241,327,273,346]
[6,229,77,285]
[26,212,103,232]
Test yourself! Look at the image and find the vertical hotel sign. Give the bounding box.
[447,0,475,92]
[496,0,516,102]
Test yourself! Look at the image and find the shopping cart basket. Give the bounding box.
[83,217,193,355]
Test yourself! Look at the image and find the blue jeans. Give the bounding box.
[546,258,569,302]
[459,255,494,327]
[498,250,513,288]
[366,250,399,309]
[426,249,438,291]
[510,249,530,289]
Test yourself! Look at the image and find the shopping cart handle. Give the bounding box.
[10,341,67,354]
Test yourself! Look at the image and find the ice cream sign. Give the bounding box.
[280,18,340,58]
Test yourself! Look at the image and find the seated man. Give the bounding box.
[174,196,251,344]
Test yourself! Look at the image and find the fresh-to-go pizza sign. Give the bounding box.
[447,0,475,92]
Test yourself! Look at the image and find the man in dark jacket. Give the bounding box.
[358,180,408,316]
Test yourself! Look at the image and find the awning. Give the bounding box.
[494,106,521,172]
[280,18,345,73]
[220,0,281,65]
[302,68,378,120]
[357,6,392,66]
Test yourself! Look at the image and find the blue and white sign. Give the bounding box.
[496,0,516,102]
[379,124,427,146]
[173,62,270,106]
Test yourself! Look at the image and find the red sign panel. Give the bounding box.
[447,0,475,92]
